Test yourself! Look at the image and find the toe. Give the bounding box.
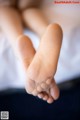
[50,79,60,100]
[41,83,48,90]
[51,85,60,100]
[43,95,48,101]
[32,89,38,96]
[38,93,44,99]
[37,86,43,92]
[25,79,35,94]
[46,78,52,85]
[47,97,54,104]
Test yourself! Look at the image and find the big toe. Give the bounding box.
[50,79,60,100]
[25,78,35,94]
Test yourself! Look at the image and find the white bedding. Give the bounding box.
[0,27,80,90]
[0,30,39,90]
[0,2,80,90]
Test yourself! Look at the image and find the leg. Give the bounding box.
[22,8,49,37]
[22,8,63,103]
[0,6,35,74]
[0,7,22,45]
[27,24,63,103]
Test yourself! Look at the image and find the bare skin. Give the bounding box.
[17,24,63,103]
[0,4,63,103]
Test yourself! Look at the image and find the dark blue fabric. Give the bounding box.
[0,79,80,120]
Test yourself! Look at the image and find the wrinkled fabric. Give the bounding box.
[0,27,80,90]
[0,1,80,90]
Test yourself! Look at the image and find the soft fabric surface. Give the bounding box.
[0,1,80,90]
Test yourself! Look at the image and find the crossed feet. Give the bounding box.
[16,23,63,104]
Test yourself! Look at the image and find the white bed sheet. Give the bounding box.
[0,28,80,90]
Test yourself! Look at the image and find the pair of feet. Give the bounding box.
[16,23,63,104]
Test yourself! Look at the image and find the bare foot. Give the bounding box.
[16,35,35,69]
[26,23,63,104]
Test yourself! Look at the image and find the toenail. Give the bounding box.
[47,98,53,104]
[38,95,42,99]
[27,90,32,95]
[43,96,48,101]
[38,94,43,99]
[32,90,38,96]
[53,86,60,100]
